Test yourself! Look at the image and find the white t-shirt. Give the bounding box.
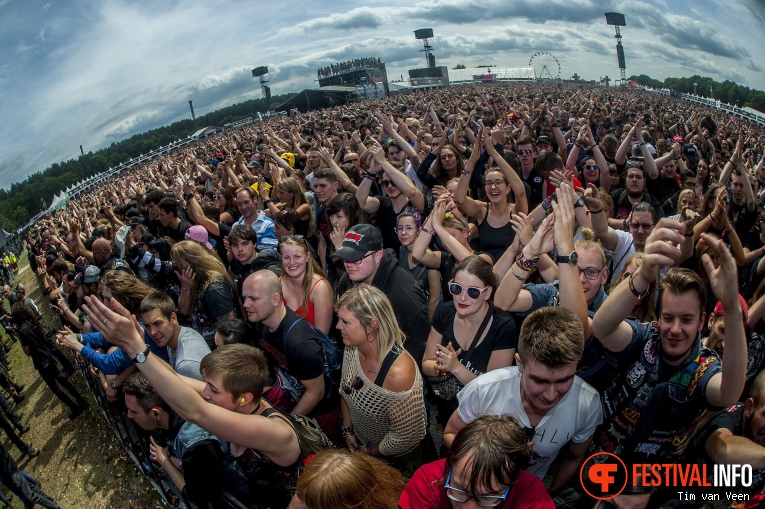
[457,366,603,479]
[608,229,635,283]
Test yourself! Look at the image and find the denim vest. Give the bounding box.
[596,320,722,466]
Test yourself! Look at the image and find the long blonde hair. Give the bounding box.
[336,284,405,360]
[280,236,326,319]
[277,177,316,235]
[171,240,236,297]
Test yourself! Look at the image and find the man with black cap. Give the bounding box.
[333,224,430,362]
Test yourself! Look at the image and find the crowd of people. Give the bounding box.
[317,57,381,79]
[10,82,765,508]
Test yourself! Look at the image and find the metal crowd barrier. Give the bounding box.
[72,355,249,509]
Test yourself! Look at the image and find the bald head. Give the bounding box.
[249,270,282,298]
[749,370,765,403]
[92,238,112,265]
[241,270,284,327]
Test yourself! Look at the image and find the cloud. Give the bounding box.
[295,8,383,32]
[0,0,763,191]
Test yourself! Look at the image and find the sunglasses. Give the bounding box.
[279,235,305,244]
[517,149,533,156]
[448,280,489,299]
[342,376,364,394]
[381,180,396,188]
[213,194,222,200]
[585,164,599,171]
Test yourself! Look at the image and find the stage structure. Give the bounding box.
[317,57,389,98]
[448,67,535,85]
[605,12,627,85]
[408,29,450,89]
[252,66,271,110]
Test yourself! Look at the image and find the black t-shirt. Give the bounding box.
[647,174,681,204]
[610,189,665,220]
[431,303,516,378]
[162,220,191,242]
[258,308,334,414]
[729,200,757,239]
[18,323,55,370]
[209,223,231,268]
[378,196,418,252]
[521,167,545,210]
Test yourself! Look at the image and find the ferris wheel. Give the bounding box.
[529,52,561,81]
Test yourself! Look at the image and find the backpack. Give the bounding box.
[261,407,333,458]
[285,317,342,400]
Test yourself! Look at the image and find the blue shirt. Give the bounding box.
[80,329,169,375]
[235,210,278,249]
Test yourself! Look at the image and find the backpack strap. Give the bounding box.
[374,347,402,387]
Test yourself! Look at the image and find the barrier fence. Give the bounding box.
[73,355,249,509]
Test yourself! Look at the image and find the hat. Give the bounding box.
[72,265,101,287]
[535,136,553,147]
[126,208,143,225]
[185,225,213,250]
[712,295,749,326]
[247,161,261,169]
[138,233,155,247]
[332,224,383,262]
[280,152,295,168]
[683,144,699,161]
[14,283,24,293]
[672,135,685,143]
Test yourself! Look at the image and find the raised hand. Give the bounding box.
[509,212,533,248]
[700,233,738,307]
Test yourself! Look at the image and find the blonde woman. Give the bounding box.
[337,284,428,475]
[262,177,316,236]
[279,236,333,334]
[172,241,237,347]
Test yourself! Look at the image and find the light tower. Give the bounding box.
[414,29,436,68]
[251,66,271,111]
[604,13,627,86]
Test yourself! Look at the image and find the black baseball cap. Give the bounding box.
[332,224,383,262]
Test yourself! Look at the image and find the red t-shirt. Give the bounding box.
[546,177,583,199]
[398,458,554,509]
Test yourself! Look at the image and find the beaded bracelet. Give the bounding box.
[516,252,540,272]
[628,274,651,304]
[421,226,435,236]
[461,169,473,176]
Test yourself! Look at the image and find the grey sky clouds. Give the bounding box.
[0,0,762,188]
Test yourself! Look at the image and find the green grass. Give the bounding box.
[1,252,159,508]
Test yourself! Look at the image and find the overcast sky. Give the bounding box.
[1,0,763,189]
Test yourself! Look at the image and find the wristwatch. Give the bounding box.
[555,251,579,266]
[133,346,151,364]
[109,381,119,390]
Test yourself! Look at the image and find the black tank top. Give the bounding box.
[476,204,515,262]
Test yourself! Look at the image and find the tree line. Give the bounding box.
[629,74,765,112]
[0,93,291,231]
